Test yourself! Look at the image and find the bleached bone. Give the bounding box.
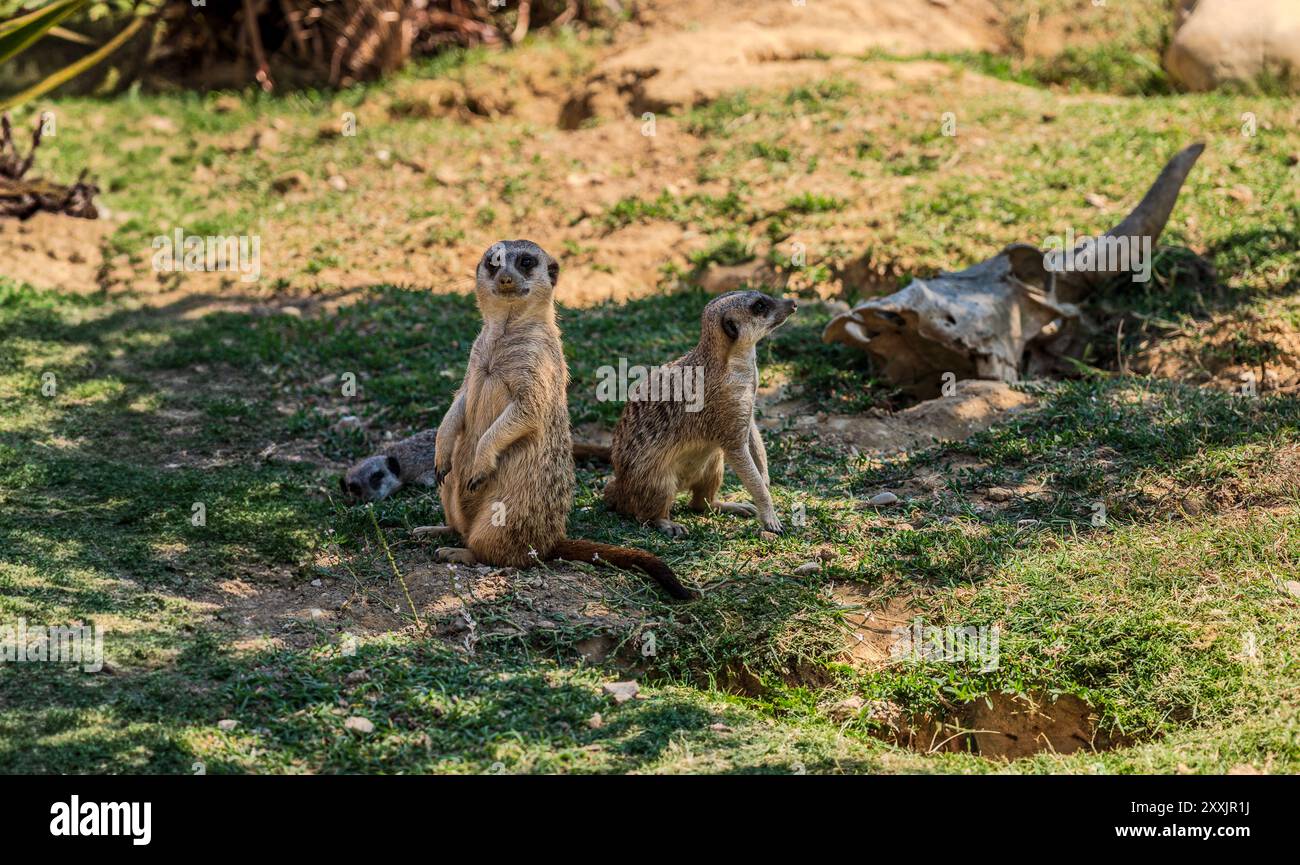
[823,144,1205,396]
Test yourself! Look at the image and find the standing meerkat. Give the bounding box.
[427,240,694,600]
[603,290,796,538]
[340,428,439,502]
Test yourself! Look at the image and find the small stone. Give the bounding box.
[344,716,375,734]
[708,722,733,733]
[375,149,391,162]
[985,486,1013,502]
[333,415,362,432]
[217,719,238,731]
[759,531,778,541]
[434,166,462,186]
[586,713,603,729]
[868,491,899,507]
[602,681,639,704]
[828,696,865,721]
[345,669,369,684]
[309,608,325,621]
[792,561,822,576]
[1284,580,1300,598]
[278,305,301,317]
[311,579,323,587]
[327,174,348,192]
[272,170,309,194]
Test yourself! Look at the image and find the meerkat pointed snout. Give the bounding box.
[604,289,797,539]
[477,239,559,301]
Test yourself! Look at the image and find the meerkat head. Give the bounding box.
[475,239,559,313]
[701,290,797,353]
[340,454,403,502]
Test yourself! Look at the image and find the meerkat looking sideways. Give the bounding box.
[603,290,796,538]
[427,240,694,600]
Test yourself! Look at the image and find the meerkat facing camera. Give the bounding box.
[603,290,796,538]
[427,240,694,600]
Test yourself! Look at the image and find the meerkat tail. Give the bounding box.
[547,539,696,600]
[571,442,612,463]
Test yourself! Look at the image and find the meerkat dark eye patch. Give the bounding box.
[518,254,538,271]
[750,299,770,316]
[369,471,385,490]
[722,316,740,340]
[387,455,400,476]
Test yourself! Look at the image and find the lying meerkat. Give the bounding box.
[345,431,625,503]
[340,428,439,502]
[426,239,694,600]
[603,290,796,538]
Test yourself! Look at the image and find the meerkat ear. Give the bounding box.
[386,455,401,476]
[547,259,559,285]
[721,316,740,341]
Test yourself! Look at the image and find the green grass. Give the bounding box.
[3,273,1299,773]
[3,14,1299,773]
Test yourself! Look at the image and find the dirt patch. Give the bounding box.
[0,211,113,292]
[203,538,647,656]
[576,0,1006,119]
[1134,307,1300,396]
[765,379,1036,454]
[833,583,921,670]
[865,691,1124,758]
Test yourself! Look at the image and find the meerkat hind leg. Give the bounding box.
[413,525,455,538]
[435,547,477,565]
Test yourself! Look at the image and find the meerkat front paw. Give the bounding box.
[715,501,758,518]
[435,547,477,565]
[653,519,688,539]
[759,512,784,534]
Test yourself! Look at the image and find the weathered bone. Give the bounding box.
[823,144,1204,397]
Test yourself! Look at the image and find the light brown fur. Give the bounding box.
[428,240,694,599]
[604,290,796,538]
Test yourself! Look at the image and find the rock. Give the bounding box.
[310,579,323,587]
[327,174,349,193]
[586,712,604,730]
[272,170,309,194]
[601,681,639,704]
[333,415,362,432]
[759,530,779,541]
[828,695,865,721]
[248,128,281,152]
[792,561,822,576]
[309,608,325,621]
[1165,0,1300,94]
[1284,580,1300,598]
[708,722,733,732]
[345,669,370,684]
[434,166,462,186]
[217,719,239,731]
[144,115,178,134]
[985,486,1014,502]
[344,716,375,734]
[868,491,899,507]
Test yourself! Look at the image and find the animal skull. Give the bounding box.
[823,144,1205,397]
